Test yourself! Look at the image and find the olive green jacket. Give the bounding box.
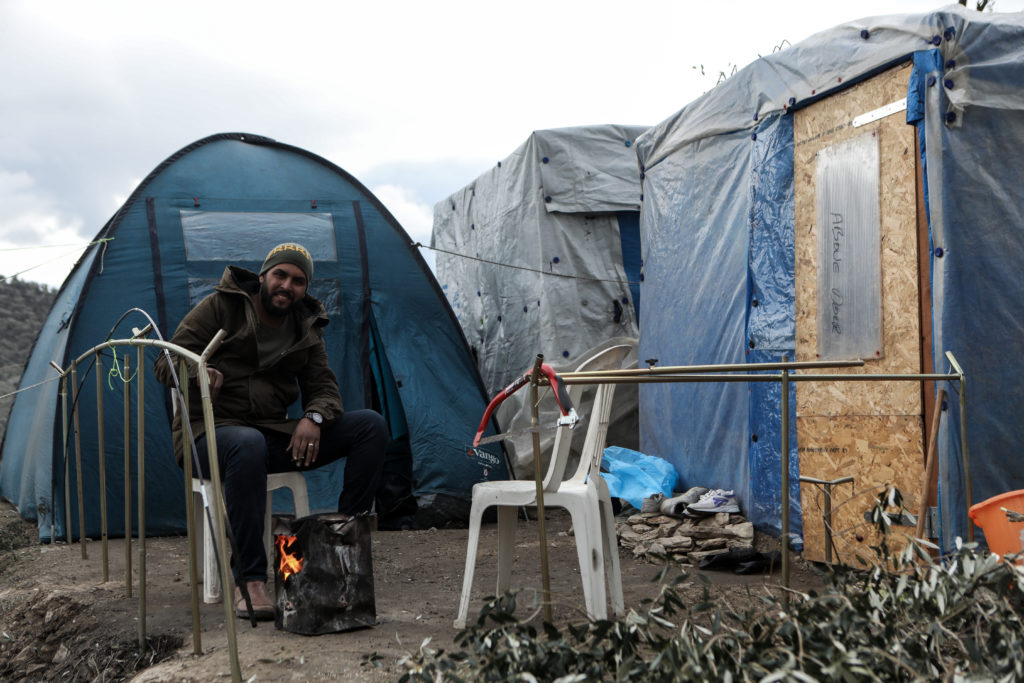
[154,265,344,465]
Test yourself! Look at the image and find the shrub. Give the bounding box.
[394,489,1024,682]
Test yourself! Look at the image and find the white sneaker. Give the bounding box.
[685,489,739,515]
[660,487,710,516]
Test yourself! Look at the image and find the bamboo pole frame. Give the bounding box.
[123,353,132,597]
[63,381,71,543]
[543,354,969,588]
[54,370,71,545]
[50,331,238,681]
[70,362,87,559]
[137,344,147,650]
[780,357,790,589]
[179,356,202,655]
[96,351,109,582]
[529,355,553,623]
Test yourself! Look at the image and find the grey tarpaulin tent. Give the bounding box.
[432,125,647,474]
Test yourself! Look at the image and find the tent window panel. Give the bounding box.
[814,132,882,360]
[180,210,338,263]
[187,277,341,315]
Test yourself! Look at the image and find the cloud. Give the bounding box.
[0,169,90,287]
[369,183,437,272]
[7,0,1024,288]
[0,231,90,289]
[359,158,497,205]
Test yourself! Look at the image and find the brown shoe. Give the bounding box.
[234,581,275,620]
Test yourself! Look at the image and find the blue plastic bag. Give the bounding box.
[600,446,678,511]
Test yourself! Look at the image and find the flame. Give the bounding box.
[275,534,304,581]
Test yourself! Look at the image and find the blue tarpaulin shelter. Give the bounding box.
[634,6,1024,553]
[0,132,505,541]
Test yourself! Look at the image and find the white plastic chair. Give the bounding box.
[172,386,312,603]
[191,472,310,604]
[454,343,632,628]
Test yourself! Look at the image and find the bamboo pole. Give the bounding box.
[137,345,147,650]
[915,389,946,541]
[563,358,865,377]
[557,372,961,385]
[780,357,790,591]
[70,363,87,558]
[798,475,855,563]
[47,361,67,545]
[60,375,72,544]
[197,330,241,683]
[96,351,109,581]
[124,353,132,597]
[946,351,972,542]
[179,356,202,655]
[529,355,552,623]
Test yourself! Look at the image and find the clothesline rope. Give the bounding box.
[412,241,640,286]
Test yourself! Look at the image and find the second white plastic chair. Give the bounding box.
[454,343,633,628]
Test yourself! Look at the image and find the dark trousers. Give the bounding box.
[192,409,387,584]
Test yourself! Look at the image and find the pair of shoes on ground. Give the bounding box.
[234,580,274,620]
[646,487,740,517]
[659,486,709,516]
[682,488,740,516]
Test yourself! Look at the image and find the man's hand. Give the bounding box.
[288,418,321,467]
[205,367,224,400]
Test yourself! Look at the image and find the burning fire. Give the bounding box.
[276,534,304,581]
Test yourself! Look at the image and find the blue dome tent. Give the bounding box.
[0,132,505,541]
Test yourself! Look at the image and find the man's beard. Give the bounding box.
[260,282,300,317]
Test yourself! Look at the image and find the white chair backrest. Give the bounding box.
[541,343,633,491]
[571,381,616,485]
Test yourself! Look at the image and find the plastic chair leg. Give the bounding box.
[600,497,624,616]
[567,501,609,620]
[289,479,310,518]
[263,489,275,579]
[191,488,204,582]
[264,474,311,580]
[193,474,311,603]
[191,481,223,604]
[496,506,517,596]
[454,501,487,628]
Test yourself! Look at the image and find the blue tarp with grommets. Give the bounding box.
[635,6,1024,551]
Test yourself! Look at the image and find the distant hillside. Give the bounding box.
[0,279,57,450]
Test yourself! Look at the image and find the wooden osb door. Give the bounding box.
[793,62,928,564]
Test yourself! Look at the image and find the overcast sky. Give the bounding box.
[3,0,1022,288]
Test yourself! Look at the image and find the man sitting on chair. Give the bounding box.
[155,242,386,620]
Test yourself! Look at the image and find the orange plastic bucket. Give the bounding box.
[968,489,1024,560]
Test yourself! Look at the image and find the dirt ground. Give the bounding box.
[0,500,825,682]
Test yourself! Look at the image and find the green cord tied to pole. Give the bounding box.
[106,344,138,390]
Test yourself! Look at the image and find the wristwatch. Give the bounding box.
[303,411,323,425]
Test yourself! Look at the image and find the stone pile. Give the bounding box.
[616,511,755,565]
